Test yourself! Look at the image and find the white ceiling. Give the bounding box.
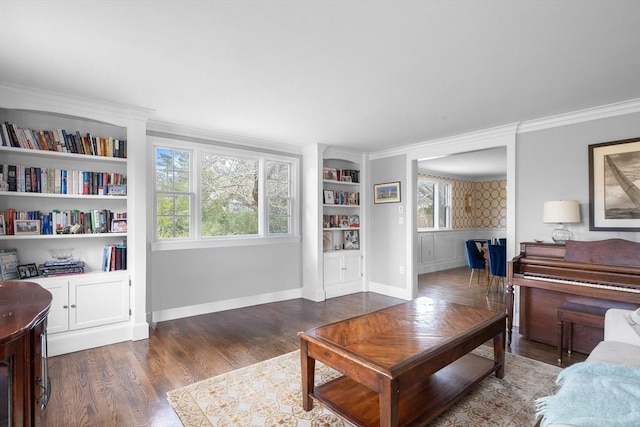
[418,146,507,180]
[1,1,639,160]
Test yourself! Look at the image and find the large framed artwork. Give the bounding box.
[588,137,640,231]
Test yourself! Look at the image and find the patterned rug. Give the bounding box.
[167,346,561,426]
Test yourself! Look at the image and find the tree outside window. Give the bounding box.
[154,143,297,242]
[417,178,451,229]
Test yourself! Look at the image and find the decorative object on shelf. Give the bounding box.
[17,263,39,279]
[322,231,333,252]
[0,248,19,280]
[343,230,359,250]
[38,259,85,277]
[48,247,75,261]
[0,214,5,235]
[106,184,127,196]
[14,219,40,235]
[588,137,640,231]
[323,167,338,181]
[543,200,581,243]
[111,219,127,233]
[323,190,335,204]
[374,181,401,204]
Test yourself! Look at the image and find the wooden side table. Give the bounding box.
[557,302,608,363]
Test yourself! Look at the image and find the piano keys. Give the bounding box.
[506,239,640,353]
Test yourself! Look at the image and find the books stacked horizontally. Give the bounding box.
[38,259,85,277]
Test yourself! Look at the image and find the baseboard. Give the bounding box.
[367,280,413,300]
[47,322,134,357]
[324,281,365,299]
[151,288,303,323]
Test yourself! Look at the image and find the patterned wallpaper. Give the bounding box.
[419,173,507,230]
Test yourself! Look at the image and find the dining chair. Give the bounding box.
[487,243,507,294]
[498,238,506,246]
[465,240,486,287]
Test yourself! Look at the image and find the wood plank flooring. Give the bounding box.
[41,266,585,426]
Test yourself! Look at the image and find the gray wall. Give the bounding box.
[368,154,408,289]
[516,112,640,243]
[150,243,301,311]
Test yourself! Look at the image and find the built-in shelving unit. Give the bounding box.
[0,83,150,356]
[322,157,363,297]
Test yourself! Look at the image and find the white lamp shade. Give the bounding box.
[543,200,581,224]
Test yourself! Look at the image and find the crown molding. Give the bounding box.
[147,119,304,155]
[517,98,640,134]
[0,81,153,121]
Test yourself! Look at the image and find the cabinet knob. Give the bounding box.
[63,305,68,309]
[70,304,77,308]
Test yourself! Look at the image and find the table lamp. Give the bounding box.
[543,200,580,243]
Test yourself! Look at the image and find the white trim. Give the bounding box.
[370,99,640,160]
[151,288,302,323]
[0,81,153,122]
[151,235,301,251]
[517,98,640,134]
[148,119,303,154]
[367,280,413,301]
[324,281,365,299]
[47,322,134,357]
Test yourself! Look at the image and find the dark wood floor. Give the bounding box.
[41,266,585,426]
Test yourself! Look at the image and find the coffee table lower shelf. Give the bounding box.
[311,352,499,427]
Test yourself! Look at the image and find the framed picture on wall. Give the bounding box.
[373,181,401,204]
[588,137,640,231]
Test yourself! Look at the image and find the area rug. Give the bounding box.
[167,346,562,426]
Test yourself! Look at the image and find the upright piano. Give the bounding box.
[506,239,640,353]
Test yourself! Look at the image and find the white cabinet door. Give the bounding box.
[41,279,69,334]
[323,254,343,286]
[69,275,129,331]
[342,251,361,283]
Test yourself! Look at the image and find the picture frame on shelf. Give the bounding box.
[343,230,359,250]
[323,167,338,181]
[17,263,39,279]
[374,181,401,204]
[111,219,128,233]
[588,137,640,231]
[0,249,19,280]
[14,219,40,235]
[0,214,5,235]
[340,175,352,183]
[107,184,127,196]
[323,231,334,252]
[323,190,335,204]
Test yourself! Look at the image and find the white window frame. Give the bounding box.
[150,136,300,251]
[417,177,452,231]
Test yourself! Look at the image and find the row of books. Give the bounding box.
[323,189,359,205]
[323,214,359,229]
[38,259,85,277]
[322,168,360,183]
[1,208,126,235]
[102,244,127,271]
[1,121,127,158]
[0,164,126,195]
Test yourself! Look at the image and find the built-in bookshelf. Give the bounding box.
[0,84,149,356]
[322,157,362,297]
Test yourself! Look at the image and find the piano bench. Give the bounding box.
[557,302,608,364]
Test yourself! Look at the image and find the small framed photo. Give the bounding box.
[111,219,128,233]
[340,175,352,183]
[14,219,40,235]
[0,214,5,235]
[107,184,127,196]
[323,167,338,181]
[18,263,39,279]
[374,181,401,204]
[343,230,360,250]
[323,190,335,204]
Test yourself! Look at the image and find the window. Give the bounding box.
[417,178,451,229]
[153,138,299,246]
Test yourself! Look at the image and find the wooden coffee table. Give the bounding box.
[298,298,506,426]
